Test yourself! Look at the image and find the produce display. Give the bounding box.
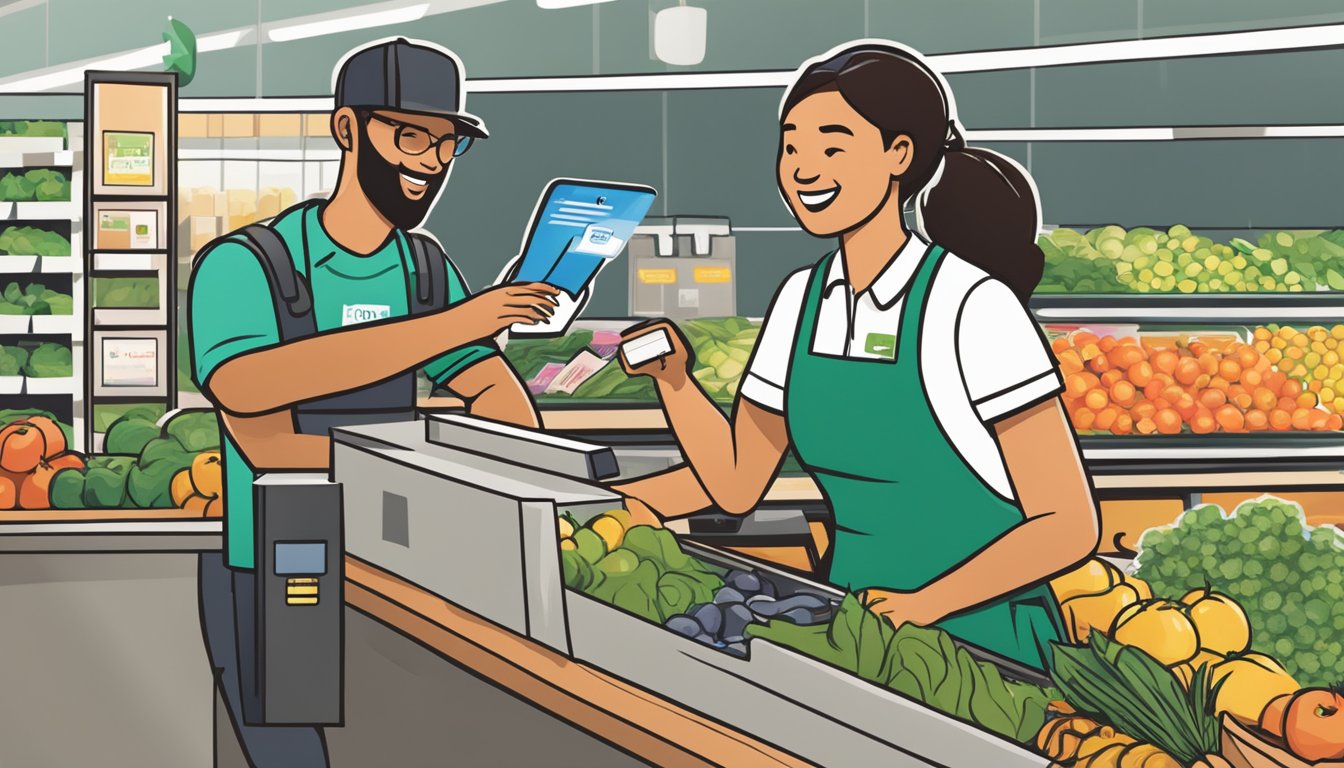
[50,409,222,513]
[0,169,71,202]
[749,594,1055,745]
[0,281,72,316]
[0,413,84,510]
[1039,225,1344,293]
[94,277,159,309]
[1053,329,1344,435]
[0,225,71,257]
[1134,496,1344,687]
[501,317,760,403]
[664,569,831,657]
[0,342,72,378]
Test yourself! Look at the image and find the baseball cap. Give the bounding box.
[334,38,488,139]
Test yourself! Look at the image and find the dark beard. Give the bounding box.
[356,128,446,230]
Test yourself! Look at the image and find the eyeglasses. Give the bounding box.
[363,112,474,159]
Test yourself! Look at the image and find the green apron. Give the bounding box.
[785,244,1064,670]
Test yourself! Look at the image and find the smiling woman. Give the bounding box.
[617,40,1101,674]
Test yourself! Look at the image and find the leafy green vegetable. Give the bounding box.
[83,467,129,508]
[0,169,69,202]
[94,277,158,308]
[563,524,723,625]
[104,415,160,456]
[50,468,86,509]
[23,342,71,377]
[0,226,71,256]
[164,410,219,452]
[0,346,22,376]
[748,594,1053,745]
[127,457,190,508]
[1050,633,1221,766]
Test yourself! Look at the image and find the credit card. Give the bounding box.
[621,329,674,367]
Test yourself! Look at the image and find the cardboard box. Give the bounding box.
[189,216,220,253]
[179,113,209,138]
[206,114,225,138]
[188,188,217,218]
[222,113,257,138]
[258,114,301,137]
[258,188,281,219]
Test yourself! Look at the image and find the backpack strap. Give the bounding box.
[406,232,449,314]
[199,224,317,343]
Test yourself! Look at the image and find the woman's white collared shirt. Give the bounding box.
[738,233,1064,500]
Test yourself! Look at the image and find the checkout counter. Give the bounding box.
[0,413,1048,767]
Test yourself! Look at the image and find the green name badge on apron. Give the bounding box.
[864,332,897,359]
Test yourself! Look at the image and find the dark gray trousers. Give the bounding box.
[199,553,329,768]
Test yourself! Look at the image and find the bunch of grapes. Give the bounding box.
[1135,497,1344,687]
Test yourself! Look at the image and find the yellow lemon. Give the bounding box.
[1211,653,1299,725]
[1050,558,1121,602]
[1181,588,1252,656]
[1062,583,1139,643]
[559,538,577,552]
[602,508,632,529]
[557,517,575,539]
[1111,599,1200,666]
[591,515,625,552]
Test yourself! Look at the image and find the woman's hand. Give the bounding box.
[622,496,664,529]
[619,320,693,390]
[860,588,940,630]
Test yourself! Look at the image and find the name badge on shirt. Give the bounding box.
[864,332,897,359]
[342,304,391,326]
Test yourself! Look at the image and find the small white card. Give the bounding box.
[621,329,673,367]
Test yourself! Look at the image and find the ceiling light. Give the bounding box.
[266,3,430,42]
[0,43,169,92]
[654,5,707,66]
[536,0,617,8]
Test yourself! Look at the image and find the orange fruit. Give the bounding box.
[1052,337,1072,354]
[1128,360,1154,388]
[1232,392,1253,410]
[1209,376,1231,393]
[1292,408,1314,431]
[0,475,15,510]
[1218,359,1242,382]
[1072,408,1097,431]
[1265,371,1287,391]
[1152,350,1179,375]
[1309,410,1330,431]
[1111,414,1134,435]
[1094,407,1119,431]
[1237,347,1259,370]
[1282,378,1303,398]
[1108,345,1146,370]
[1242,368,1263,388]
[1268,408,1290,433]
[1198,353,1220,377]
[1101,369,1125,388]
[1327,414,1343,431]
[1246,410,1269,431]
[1191,409,1217,434]
[1088,355,1111,374]
[1155,409,1183,435]
[1111,380,1137,407]
[1066,374,1091,399]
[1085,389,1110,411]
[1199,389,1227,409]
[1215,405,1246,432]
[1136,417,1158,435]
[1131,401,1157,421]
[1175,358,1202,386]
[0,424,45,474]
[1058,349,1084,374]
[24,416,65,459]
[1072,331,1099,348]
[1257,389,1283,413]
[1098,336,1119,353]
[1279,397,1298,413]
[1175,393,1199,422]
[1297,392,1318,409]
[1189,341,1209,357]
[1194,373,1212,390]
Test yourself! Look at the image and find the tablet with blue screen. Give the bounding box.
[510,179,658,296]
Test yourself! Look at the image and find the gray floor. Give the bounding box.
[217,608,648,768]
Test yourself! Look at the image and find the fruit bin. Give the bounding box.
[331,414,1051,767]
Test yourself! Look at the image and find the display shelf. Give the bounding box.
[91,251,164,272]
[10,201,79,220]
[92,307,163,327]
[23,376,77,395]
[1031,293,1344,325]
[30,313,78,336]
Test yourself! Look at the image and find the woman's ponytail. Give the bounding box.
[916,143,1044,305]
[781,44,1046,304]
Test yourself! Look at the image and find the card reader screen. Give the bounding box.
[274,542,327,576]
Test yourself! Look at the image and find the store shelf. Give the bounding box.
[1031,293,1344,325]
[179,148,340,162]
[23,376,77,396]
[92,251,164,272]
[0,137,65,154]
[30,313,77,336]
[93,307,163,327]
[0,149,75,168]
[5,201,79,220]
